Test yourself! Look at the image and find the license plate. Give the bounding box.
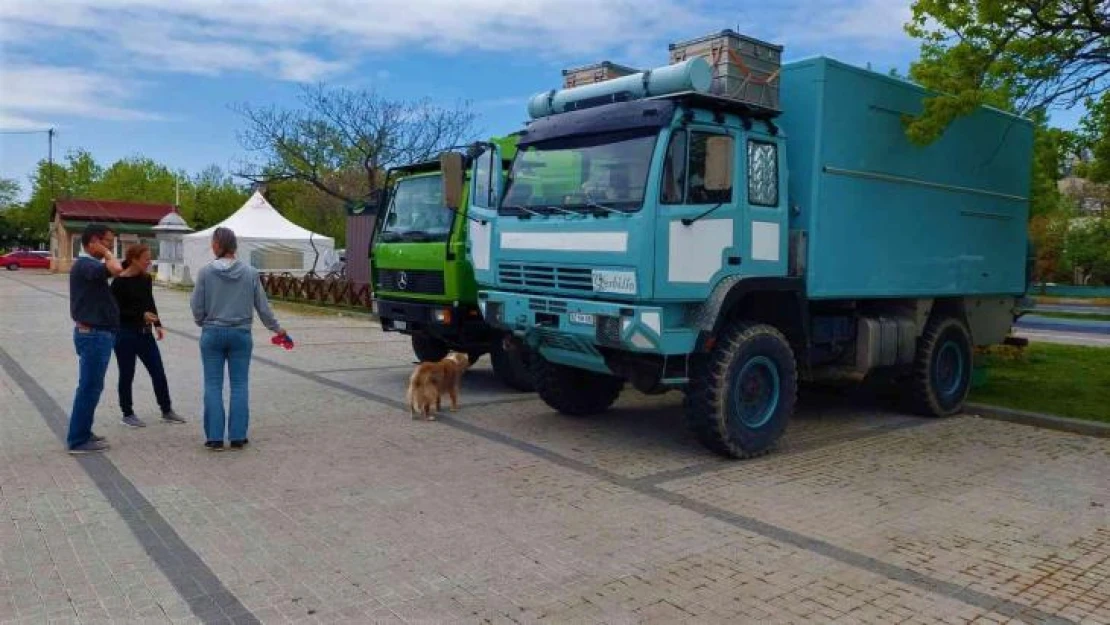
[393,320,408,331]
[569,312,595,326]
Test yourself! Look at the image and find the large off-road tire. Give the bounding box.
[908,315,972,417]
[490,337,534,392]
[531,354,622,416]
[684,322,797,459]
[411,333,449,362]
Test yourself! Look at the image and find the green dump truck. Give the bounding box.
[370,136,534,391]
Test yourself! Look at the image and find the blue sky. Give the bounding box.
[0,0,1086,200]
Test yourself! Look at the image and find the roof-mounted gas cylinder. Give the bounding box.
[526,57,712,119]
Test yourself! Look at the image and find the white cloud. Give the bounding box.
[0,64,163,129]
[0,0,919,126]
[760,0,914,51]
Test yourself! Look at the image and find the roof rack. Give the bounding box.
[650,91,782,120]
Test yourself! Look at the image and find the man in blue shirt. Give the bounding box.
[67,224,124,454]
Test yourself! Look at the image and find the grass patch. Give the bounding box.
[1025,310,1110,323]
[970,343,1110,423]
[1034,296,1110,307]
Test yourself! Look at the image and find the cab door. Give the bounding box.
[652,125,745,300]
[466,142,503,288]
[741,132,788,279]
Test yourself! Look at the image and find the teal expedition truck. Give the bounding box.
[371,136,533,391]
[473,39,1034,458]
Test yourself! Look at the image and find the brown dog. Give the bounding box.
[406,352,471,420]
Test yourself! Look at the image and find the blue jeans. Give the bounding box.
[67,328,116,449]
[115,327,172,417]
[200,327,253,442]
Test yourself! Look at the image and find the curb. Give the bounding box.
[966,403,1110,438]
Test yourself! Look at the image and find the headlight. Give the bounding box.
[434,308,452,324]
[596,315,622,346]
[485,302,502,323]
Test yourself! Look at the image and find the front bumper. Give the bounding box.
[478,290,697,360]
[372,297,496,349]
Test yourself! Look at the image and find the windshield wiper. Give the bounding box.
[502,204,546,219]
[582,190,627,217]
[681,202,726,226]
[399,230,432,242]
[541,205,585,218]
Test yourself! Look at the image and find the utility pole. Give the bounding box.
[47,128,55,201]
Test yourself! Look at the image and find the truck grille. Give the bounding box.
[528,298,568,314]
[376,269,445,295]
[538,330,599,355]
[499,263,593,291]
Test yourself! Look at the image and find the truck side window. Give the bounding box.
[688,132,733,205]
[660,130,687,205]
[473,149,494,208]
[748,140,779,207]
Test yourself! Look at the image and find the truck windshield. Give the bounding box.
[379,174,453,242]
[501,130,657,215]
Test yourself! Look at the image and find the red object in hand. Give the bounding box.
[271,333,294,350]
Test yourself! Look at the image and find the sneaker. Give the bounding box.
[229,439,249,450]
[161,410,187,424]
[120,414,147,428]
[68,440,109,454]
[204,441,224,451]
[89,432,106,443]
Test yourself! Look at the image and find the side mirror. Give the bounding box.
[703,136,733,192]
[440,151,464,210]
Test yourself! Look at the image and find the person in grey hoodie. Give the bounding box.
[189,227,286,451]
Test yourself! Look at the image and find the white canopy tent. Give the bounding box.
[182,191,336,284]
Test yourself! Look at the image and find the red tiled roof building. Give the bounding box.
[49,199,178,272]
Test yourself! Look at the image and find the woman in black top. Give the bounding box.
[111,244,186,427]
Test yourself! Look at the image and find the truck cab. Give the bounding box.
[371,136,534,391]
[477,54,1032,458]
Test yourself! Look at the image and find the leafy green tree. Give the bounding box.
[95,157,178,203]
[0,177,19,209]
[185,166,248,230]
[906,0,1109,145]
[1063,214,1110,285]
[1078,92,1110,182]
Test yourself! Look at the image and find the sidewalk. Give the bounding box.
[1,271,1108,624]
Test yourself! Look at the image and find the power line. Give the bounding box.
[0,129,53,135]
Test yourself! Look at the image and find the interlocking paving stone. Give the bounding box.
[1,272,1106,624]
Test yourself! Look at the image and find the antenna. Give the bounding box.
[175,175,180,206]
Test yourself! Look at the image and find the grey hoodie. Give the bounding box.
[190,258,281,332]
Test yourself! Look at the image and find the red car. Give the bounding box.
[1,250,51,270]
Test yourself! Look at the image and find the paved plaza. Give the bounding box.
[0,271,1107,625]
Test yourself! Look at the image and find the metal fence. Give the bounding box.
[260,272,373,310]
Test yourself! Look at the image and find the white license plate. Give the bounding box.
[568,312,595,326]
[393,320,408,331]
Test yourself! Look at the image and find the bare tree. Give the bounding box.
[233,84,479,210]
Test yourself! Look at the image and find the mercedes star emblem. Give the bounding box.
[397,271,408,290]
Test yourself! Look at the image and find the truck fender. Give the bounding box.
[692,277,808,356]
